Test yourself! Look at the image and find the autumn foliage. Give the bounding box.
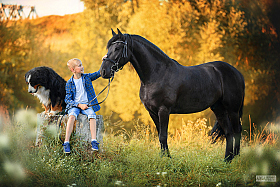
[1,0,280,130]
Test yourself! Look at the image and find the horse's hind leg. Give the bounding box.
[211,103,234,162]
[234,131,241,156]
[228,111,242,156]
[222,115,234,162]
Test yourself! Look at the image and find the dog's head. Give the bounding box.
[25,71,41,94]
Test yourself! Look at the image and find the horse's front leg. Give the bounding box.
[158,106,171,158]
[148,110,160,134]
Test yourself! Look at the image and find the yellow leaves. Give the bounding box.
[72,0,276,125]
[103,66,153,124]
[227,7,247,37]
[105,66,143,121]
[117,1,133,21]
[101,0,255,123]
[196,0,225,19]
[196,19,224,63]
[127,0,187,60]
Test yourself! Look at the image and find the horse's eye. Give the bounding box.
[115,47,120,51]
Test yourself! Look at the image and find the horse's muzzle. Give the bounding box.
[101,68,112,79]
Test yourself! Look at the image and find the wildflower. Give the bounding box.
[255,146,264,158]
[216,182,222,186]
[15,109,37,127]
[15,109,38,138]
[162,172,167,177]
[261,161,269,175]
[0,133,9,150]
[3,161,26,181]
[115,180,125,186]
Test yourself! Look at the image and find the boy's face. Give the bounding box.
[72,61,84,74]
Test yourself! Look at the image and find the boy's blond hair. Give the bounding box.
[67,58,81,71]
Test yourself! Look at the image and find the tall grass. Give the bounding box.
[0,109,279,186]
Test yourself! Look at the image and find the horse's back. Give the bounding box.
[172,61,244,114]
[170,61,224,114]
[208,61,243,78]
[199,61,244,88]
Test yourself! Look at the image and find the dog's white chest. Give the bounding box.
[34,87,51,106]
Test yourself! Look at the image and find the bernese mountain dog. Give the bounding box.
[25,66,66,115]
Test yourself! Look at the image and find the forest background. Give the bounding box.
[1,0,280,133]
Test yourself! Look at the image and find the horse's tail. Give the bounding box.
[210,121,225,144]
[210,97,244,143]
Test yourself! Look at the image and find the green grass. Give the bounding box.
[0,110,279,186]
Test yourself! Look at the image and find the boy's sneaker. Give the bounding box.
[91,140,99,151]
[63,142,71,153]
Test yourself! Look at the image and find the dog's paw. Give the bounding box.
[42,111,48,116]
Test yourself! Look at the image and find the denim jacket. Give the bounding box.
[65,70,101,112]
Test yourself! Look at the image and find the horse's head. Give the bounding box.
[100,28,130,79]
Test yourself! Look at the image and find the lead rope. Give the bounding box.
[87,76,113,107]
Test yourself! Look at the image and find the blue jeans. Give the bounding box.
[68,107,96,120]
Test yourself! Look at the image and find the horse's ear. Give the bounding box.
[117,28,123,36]
[111,28,116,36]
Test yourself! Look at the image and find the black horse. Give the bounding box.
[100,29,245,162]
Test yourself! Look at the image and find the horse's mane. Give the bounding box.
[107,33,179,64]
[131,35,178,64]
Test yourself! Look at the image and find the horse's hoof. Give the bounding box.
[161,149,172,158]
[224,155,234,163]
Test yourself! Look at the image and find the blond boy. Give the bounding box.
[63,58,101,153]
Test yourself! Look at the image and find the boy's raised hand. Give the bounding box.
[102,54,107,61]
